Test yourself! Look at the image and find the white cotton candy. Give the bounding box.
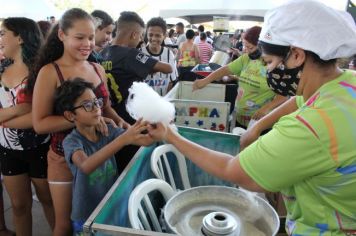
[126,82,175,125]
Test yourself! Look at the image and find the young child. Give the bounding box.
[55,78,153,235]
[140,17,178,96]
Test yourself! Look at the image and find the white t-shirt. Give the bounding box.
[140,46,178,96]
[164,38,174,46]
[176,34,187,47]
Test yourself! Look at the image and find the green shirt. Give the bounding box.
[240,70,356,235]
[228,54,275,126]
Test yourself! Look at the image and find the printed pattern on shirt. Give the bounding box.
[0,79,49,150]
[140,46,178,96]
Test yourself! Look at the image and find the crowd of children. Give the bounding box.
[0,8,180,236]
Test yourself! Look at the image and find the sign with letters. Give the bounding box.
[172,99,230,132]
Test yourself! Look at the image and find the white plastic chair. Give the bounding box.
[128,178,175,232]
[151,144,191,191]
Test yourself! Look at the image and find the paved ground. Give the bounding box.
[3,184,51,236]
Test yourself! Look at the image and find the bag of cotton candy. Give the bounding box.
[126,82,175,125]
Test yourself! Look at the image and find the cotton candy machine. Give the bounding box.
[164,186,279,236]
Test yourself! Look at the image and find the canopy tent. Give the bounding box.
[159,0,277,24]
[159,0,350,24]
[0,0,61,21]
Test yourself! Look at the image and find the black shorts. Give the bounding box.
[0,143,49,178]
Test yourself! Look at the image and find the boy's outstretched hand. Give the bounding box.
[123,118,154,146]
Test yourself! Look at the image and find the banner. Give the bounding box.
[213,16,229,32]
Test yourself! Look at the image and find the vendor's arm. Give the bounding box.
[239,115,332,192]
[251,94,289,120]
[148,123,265,192]
[192,65,232,91]
[193,54,246,91]
[240,96,298,151]
[149,113,330,193]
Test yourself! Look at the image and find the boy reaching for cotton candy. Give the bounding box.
[126,82,176,129]
[55,78,154,234]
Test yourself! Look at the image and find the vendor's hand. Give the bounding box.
[251,107,270,120]
[147,122,169,142]
[96,117,116,136]
[240,125,262,152]
[192,79,206,91]
[122,118,150,145]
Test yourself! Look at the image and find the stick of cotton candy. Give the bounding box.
[126,82,175,125]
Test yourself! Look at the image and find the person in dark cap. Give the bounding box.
[193,26,287,128]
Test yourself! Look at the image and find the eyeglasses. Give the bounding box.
[72,98,103,112]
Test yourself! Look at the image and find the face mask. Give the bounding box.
[266,63,302,96]
[248,49,261,60]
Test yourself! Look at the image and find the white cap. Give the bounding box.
[259,0,356,60]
